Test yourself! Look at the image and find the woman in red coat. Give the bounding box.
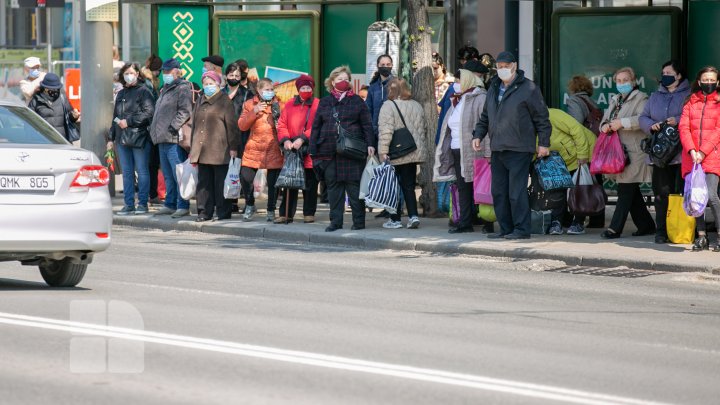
[275,75,320,223]
[679,66,720,251]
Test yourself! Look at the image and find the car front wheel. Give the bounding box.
[39,258,88,287]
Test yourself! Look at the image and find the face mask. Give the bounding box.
[616,82,633,95]
[240,71,248,80]
[227,78,241,87]
[203,84,218,97]
[46,90,60,101]
[497,68,513,81]
[124,74,137,85]
[452,83,462,93]
[378,66,392,77]
[29,69,40,79]
[334,80,351,92]
[202,67,208,74]
[261,90,275,101]
[162,74,175,85]
[299,90,313,101]
[700,82,718,95]
[660,75,676,87]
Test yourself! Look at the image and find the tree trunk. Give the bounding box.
[407,0,440,217]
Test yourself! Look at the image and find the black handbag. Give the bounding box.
[388,100,417,159]
[62,97,80,142]
[640,122,680,168]
[528,168,565,211]
[333,106,367,160]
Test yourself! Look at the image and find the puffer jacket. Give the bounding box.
[547,108,596,172]
[238,96,284,170]
[109,82,155,145]
[277,95,319,169]
[679,91,720,177]
[601,89,650,183]
[639,79,691,166]
[28,92,75,139]
[149,79,193,145]
[366,74,393,139]
[377,99,427,166]
[434,87,487,182]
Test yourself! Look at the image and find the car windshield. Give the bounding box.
[0,105,68,145]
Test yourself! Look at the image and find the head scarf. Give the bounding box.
[451,69,479,106]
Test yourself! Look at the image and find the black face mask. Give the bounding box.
[701,82,718,95]
[240,71,248,80]
[46,90,60,101]
[227,78,241,87]
[378,66,392,77]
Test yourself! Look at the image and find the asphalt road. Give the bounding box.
[1,227,719,405]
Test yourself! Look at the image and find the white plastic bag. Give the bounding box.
[223,157,242,199]
[253,169,267,199]
[175,158,198,200]
[572,163,594,186]
[359,156,381,200]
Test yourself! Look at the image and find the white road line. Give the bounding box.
[0,311,669,405]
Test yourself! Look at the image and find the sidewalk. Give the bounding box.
[111,195,719,274]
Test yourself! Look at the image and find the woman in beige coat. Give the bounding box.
[378,79,427,229]
[599,66,654,239]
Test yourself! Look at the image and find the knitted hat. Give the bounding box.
[201,70,222,85]
[295,74,315,90]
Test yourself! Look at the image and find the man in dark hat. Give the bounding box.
[472,51,552,240]
[28,73,80,141]
[149,58,194,219]
[202,55,224,76]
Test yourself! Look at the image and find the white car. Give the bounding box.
[0,100,112,287]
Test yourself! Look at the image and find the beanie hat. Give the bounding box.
[295,74,315,91]
[201,70,222,85]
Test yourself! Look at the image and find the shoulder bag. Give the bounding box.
[388,100,417,159]
[333,105,367,160]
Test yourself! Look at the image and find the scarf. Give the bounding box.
[451,88,475,107]
[331,88,355,101]
[451,69,479,106]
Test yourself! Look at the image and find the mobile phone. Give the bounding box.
[113,117,121,124]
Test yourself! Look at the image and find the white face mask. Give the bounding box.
[452,83,462,93]
[497,68,513,81]
[124,74,137,85]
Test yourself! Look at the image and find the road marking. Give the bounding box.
[0,311,668,405]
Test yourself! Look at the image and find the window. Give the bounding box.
[0,106,67,145]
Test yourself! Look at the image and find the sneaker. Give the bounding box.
[135,205,149,215]
[407,216,420,229]
[154,206,175,216]
[266,211,275,222]
[549,221,563,235]
[116,206,135,216]
[567,224,585,235]
[171,209,190,218]
[242,205,256,222]
[383,220,403,229]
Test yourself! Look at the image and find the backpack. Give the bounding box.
[579,95,602,135]
[640,123,681,168]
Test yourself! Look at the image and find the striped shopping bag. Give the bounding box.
[365,162,400,215]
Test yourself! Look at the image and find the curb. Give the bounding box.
[112,216,720,274]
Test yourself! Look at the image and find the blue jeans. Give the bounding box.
[116,141,151,208]
[158,143,189,210]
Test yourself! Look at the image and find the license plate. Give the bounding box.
[0,175,55,192]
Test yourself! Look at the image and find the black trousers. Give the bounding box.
[491,150,533,236]
[278,168,319,218]
[149,143,160,199]
[652,164,682,237]
[315,159,365,228]
[698,173,720,233]
[451,149,475,228]
[608,182,655,235]
[391,163,418,222]
[240,167,280,212]
[197,163,232,220]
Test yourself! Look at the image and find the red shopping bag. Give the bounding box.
[473,159,493,204]
[590,131,625,175]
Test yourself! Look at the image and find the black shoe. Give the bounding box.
[692,236,709,251]
[486,232,508,239]
[325,224,342,232]
[448,226,474,234]
[586,222,605,229]
[600,229,621,239]
[655,235,669,244]
[504,233,530,240]
[351,224,365,230]
[195,216,210,222]
[481,224,495,234]
[632,228,656,237]
[375,210,391,219]
[713,243,720,252]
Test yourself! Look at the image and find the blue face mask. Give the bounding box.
[616,82,633,95]
[202,67,208,74]
[162,74,175,85]
[29,69,40,79]
[262,90,275,101]
[203,84,218,97]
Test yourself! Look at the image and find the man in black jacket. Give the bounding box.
[472,51,552,239]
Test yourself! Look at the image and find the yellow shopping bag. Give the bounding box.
[667,194,695,244]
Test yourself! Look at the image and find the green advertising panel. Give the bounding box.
[688,1,720,78]
[156,5,211,84]
[322,3,377,87]
[551,8,680,111]
[213,11,319,91]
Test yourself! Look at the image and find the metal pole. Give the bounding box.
[36,7,42,49]
[46,8,52,68]
[79,0,114,167]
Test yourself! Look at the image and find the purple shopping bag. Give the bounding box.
[473,159,493,204]
[450,183,460,224]
[683,163,708,217]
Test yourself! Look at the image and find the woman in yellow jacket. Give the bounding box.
[546,108,597,235]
